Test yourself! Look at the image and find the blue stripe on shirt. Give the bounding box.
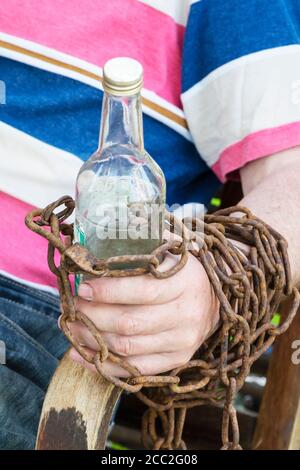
[182,0,300,92]
[0,58,220,206]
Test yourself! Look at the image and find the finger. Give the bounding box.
[69,347,129,376]
[69,347,191,377]
[77,252,185,305]
[103,329,196,356]
[68,322,196,356]
[73,297,179,335]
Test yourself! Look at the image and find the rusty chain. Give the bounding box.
[25,195,300,450]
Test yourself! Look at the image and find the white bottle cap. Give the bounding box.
[103,57,143,96]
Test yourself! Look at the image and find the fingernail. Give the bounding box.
[78,283,93,301]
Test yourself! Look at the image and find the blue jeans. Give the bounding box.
[0,274,69,449]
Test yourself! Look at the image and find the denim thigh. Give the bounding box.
[0,274,68,449]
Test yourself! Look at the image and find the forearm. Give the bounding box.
[240,147,300,287]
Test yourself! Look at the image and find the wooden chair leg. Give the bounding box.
[253,301,300,450]
[36,350,122,450]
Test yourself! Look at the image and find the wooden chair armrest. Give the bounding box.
[253,300,300,450]
[36,350,122,450]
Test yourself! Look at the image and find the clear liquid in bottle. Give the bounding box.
[74,58,166,289]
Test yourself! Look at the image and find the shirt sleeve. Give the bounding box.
[181,0,300,181]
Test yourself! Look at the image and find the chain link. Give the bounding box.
[25,196,300,450]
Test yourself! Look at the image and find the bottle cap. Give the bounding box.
[103,57,143,96]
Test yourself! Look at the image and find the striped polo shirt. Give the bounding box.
[0,0,300,292]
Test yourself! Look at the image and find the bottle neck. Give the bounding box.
[98,91,144,152]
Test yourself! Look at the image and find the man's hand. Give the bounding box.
[66,147,300,377]
[67,252,219,377]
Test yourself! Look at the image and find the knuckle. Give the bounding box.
[177,326,198,349]
[117,314,139,336]
[144,282,159,303]
[177,350,193,367]
[185,330,198,348]
[99,283,114,303]
[186,330,198,348]
[114,335,133,356]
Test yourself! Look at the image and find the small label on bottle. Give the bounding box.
[75,225,86,294]
[75,225,86,245]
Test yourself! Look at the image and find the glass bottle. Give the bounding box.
[74,57,166,286]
